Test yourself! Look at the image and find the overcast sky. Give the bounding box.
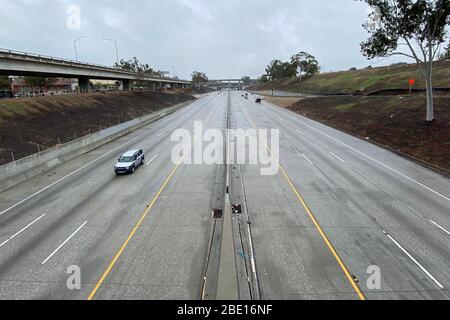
[1,0,411,80]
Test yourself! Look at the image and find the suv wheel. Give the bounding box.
[131,166,135,174]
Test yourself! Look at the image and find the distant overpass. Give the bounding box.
[0,48,191,92]
[205,78,258,90]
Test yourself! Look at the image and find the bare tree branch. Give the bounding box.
[403,38,426,77]
[390,52,419,60]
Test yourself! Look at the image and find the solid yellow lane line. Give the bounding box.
[88,94,220,300]
[241,102,366,301]
[87,162,181,300]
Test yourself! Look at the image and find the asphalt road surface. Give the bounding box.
[0,91,449,300]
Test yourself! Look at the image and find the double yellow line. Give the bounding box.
[87,95,221,300]
[240,101,366,301]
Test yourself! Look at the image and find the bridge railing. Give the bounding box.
[0,48,190,83]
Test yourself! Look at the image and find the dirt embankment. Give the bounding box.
[0,91,195,165]
[254,60,450,174]
[276,95,450,175]
[179,87,215,95]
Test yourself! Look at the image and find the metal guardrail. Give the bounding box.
[0,48,190,83]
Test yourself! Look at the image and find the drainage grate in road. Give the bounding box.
[213,209,223,219]
[232,204,242,214]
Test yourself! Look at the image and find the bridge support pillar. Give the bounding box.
[78,77,90,93]
[122,80,130,91]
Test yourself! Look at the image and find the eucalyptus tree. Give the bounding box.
[359,0,450,121]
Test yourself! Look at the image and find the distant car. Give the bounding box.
[255,98,262,103]
[114,149,145,175]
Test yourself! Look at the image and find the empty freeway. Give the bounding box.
[0,92,449,300]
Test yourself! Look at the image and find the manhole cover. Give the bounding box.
[213,209,223,219]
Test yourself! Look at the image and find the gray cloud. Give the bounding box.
[0,0,409,79]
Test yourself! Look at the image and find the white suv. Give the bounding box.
[114,149,145,175]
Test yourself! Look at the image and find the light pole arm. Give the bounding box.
[73,35,87,61]
[103,38,120,65]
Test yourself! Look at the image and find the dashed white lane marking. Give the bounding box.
[0,98,211,217]
[383,231,444,289]
[0,130,156,217]
[0,214,46,248]
[429,219,450,236]
[329,152,347,164]
[146,155,158,166]
[293,118,450,202]
[296,129,304,136]
[302,154,314,165]
[41,221,88,265]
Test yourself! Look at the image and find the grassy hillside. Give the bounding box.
[251,60,450,95]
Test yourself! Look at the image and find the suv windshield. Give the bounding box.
[119,156,134,163]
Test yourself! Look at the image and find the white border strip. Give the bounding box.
[42,221,88,265]
[302,154,314,165]
[429,219,450,236]
[329,152,347,164]
[383,231,444,289]
[0,214,46,248]
[294,118,450,202]
[146,155,159,166]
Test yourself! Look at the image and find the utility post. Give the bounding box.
[103,38,119,65]
[74,35,87,61]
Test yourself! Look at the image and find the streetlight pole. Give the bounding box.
[323,54,332,74]
[103,38,119,65]
[74,36,87,61]
[167,65,176,78]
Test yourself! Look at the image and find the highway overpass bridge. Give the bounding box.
[0,48,191,92]
[205,78,258,90]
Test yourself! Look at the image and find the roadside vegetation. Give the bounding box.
[359,0,450,122]
[0,76,11,89]
[258,1,450,174]
[114,57,163,88]
[258,51,320,83]
[0,91,194,165]
[251,59,450,95]
[254,0,450,123]
[439,44,450,60]
[191,71,209,86]
[115,57,162,76]
[283,95,450,175]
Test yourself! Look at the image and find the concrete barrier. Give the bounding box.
[0,101,191,192]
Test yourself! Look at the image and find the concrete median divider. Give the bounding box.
[0,101,192,193]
